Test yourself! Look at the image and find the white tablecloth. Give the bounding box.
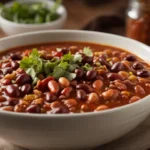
[1,115,150,150]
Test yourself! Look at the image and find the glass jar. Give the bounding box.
[126,0,150,45]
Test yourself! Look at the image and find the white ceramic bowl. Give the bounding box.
[0,0,67,35]
[0,30,150,150]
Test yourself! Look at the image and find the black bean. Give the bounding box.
[137,69,150,77]
[76,84,93,93]
[10,54,22,60]
[133,62,144,70]
[111,62,129,72]
[124,55,136,61]
[45,92,57,103]
[2,67,13,75]
[26,104,41,113]
[5,85,20,97]
[86,70,97,80]
[76,90,86,101]
[75,69,84,79]
[20,84,32,95]
[11,61,19,70]
[16,73,32,85]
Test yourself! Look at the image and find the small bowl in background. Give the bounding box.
[0,0,67,35]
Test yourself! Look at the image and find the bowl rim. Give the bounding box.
[0,0,67,27]
[0,30,150,118]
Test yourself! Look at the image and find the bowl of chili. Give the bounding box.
[0,30,149,150]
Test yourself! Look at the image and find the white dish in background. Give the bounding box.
[0,30,150,150]
[0,0,67,35]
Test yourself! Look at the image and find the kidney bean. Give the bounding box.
[2,67,13,75]
[10,53,22,60]
[70,80,78,87]
[1,62,11,68]
[102,89,120,100]
[48,80,60,93]
[124,55,136,61]
[20,84,32,95]
[64,99,78,108]
[5,98,19,106]
[118,71,129,80]
[86,70,97,80]
[0,96,6,102]
[137,69,150,77]
[58,77,70,87]
[133,62,144,70]
[135,85,145,96]
[37,76,54,90]
[76,89,86,101]
[75,69,84,79]
[129,96,140,103]
[5,85,20,97]
[50,106,69,114]
[99,56,111,69]
[45,92,57,103]
[59,47,69,54]
[87,93,99,104]
[114,81,127,90]
[93,80,103,90]
[32,98,44,105]
[51,101,62,109]
[16,73,32,85]
[106,73,124,81]
[2,106,14,111]
[111,62,129,72]
[53,51,63,57]
[82,55,93,63]
[11,61,19,70]
[76,83,93,93]
[81,104,89,112]
[61,87,72,98]
[26,104,41,113]
[95,105,108,111]
[1,78,12,85]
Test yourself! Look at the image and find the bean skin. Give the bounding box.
[48,80,60,93]
[76,89,87,101]
[1,79,12,85]
[111,62,130,72]
[20,84,32,95]
[124,55,136,61]
[11,61,19,70]
[75,69,84,79]
[106,73,124,81]
[99,56,111,69]
[95,105,108,111]
[135,85,145,96]
[82,55,93,64]
[45,92,57,103]
[61,87,72,98]
[137,69,150,77]
[26,105,41,113]
[133,62,144,70]
[51,101,62,109]
[102,89,119,100]
[130,96,140,103]
[0,96,6,102]
[5,98,19,106]
[87,93,99,104]
[2,67,13,75]
[86,70,97,80]
[114,81,127,91]
[5,85,20,97]
[2,106,14,111]
[10,54,22,60]
[50,106,69,114]
[81,104,89,112]
[76,84,93,93]
[16,73,32,85]
[64,99,78,108]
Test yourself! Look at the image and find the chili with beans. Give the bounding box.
[0,42,150,114]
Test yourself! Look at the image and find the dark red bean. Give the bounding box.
[5,85,20,97]
[50,106,69,114]
[106,73,124,81]
[76,84,93,93]
[124,79,136,87]
[20,84,32,95]
[86,70,97,80]
[0,96,6,102]
[11,61,19,70]
[76,89,86,101]
[26,104,41,113]
[70,80,78,87]
[2,67,13,75]
[133,61,144,70]
[5,98,19,106]
[10,54,22,60]
[1,62,11,68]
[45,92,57,103]
[1,79,12,85]
[99,56,110,69]
[124,55,136,61]
[75,69,84,79]
[53,51,63,57]
[137,69,150,77]
[59,47,69,54]
[111,62,129,72]
[82,55,93,63]
[16,73,32,85]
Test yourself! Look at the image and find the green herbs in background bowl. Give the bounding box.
[0,0,62,24]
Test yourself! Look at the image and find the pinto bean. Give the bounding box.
[81,104,89,112]
[114,81,127,91]
[135,85,145,96]
[87,93,99,104]
[48,80,60,93]
[95,105,108,111]
[61,87,72,98]
[93,80,103,90]
[129,96,140,103]
[64,99,78,108]
[58,77,70,87]
[2,106,14,111]
[102,89,120,100]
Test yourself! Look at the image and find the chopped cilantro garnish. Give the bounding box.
[83,47,93,57]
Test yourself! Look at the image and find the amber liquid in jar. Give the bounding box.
[126,0,150,45]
